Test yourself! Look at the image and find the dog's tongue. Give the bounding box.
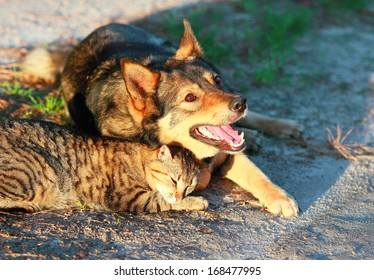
[198,125,244,145]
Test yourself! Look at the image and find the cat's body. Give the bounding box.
[0,119,208,213]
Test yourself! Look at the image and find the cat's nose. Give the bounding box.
[176,192,183,201]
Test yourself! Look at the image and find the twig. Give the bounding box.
[326,125,374,160]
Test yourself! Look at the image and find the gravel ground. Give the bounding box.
[0,0,211,47]
[0,0,373,260]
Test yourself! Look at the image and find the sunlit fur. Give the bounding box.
[20,20,300,217]
[0,120,208,213]
[156,67,246,158]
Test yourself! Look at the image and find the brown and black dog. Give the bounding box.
[22,20,303,217]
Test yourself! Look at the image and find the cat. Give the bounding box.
[0,119,208,213]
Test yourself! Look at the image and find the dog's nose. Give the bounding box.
[229,97,247,112]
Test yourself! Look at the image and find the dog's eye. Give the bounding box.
[213,75,222,85]
[185,93,197,102]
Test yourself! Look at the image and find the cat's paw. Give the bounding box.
[264,192,299,218]
[185,196,209,211]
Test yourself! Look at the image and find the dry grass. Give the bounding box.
[0,63,21,81]
[327,125,374,160]
[0,63,50,87]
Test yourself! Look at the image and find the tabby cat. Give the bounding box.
[0,119,208,213]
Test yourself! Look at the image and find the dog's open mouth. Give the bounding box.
[190,124,246,152]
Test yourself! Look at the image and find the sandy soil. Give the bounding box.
[0,0,373,259]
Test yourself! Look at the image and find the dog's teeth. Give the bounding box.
[231,138,245,147]
[201,127,212,137]
[207,131,215,138]
[211,134,220,140]
[199,127,220,140]
[239,132,244,139]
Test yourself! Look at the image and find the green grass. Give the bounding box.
[76,200,88,212]
[1,81,34,98]
[241,0,368,85]
[29,95,65,115]
[242,0,312,85]
[161,0,313,85]
[161,0,369,86]
[317,0,368,14]
[1,81,66,117]
[252,59,284,85]
[250,3,311,52]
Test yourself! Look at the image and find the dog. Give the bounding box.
[22,20,303,217]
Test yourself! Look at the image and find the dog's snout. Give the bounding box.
[229,97,247,113]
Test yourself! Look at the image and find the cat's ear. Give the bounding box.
[157,145,172,161]
[120,59,160,111]
[174,19,204,60]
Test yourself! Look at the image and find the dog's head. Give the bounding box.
[119,20,247,158]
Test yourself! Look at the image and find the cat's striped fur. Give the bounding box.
[0,119,208,213]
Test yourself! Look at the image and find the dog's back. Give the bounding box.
[63,23,176,100]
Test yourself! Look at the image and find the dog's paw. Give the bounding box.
[272,119,305,144]
[264,193,299,218]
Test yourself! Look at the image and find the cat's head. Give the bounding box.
[146,145,202,204]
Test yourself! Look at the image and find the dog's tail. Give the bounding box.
[21,44,74,83]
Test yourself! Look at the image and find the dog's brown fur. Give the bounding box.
[22,20,303,217]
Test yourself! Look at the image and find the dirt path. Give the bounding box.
[0,0,373,259]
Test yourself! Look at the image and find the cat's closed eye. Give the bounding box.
[183,186,195,197]
[171,177,177,185]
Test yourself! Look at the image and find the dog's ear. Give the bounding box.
[120,59,160,111]
[175,19,204,60]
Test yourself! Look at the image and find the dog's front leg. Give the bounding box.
[220,152,299,217]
